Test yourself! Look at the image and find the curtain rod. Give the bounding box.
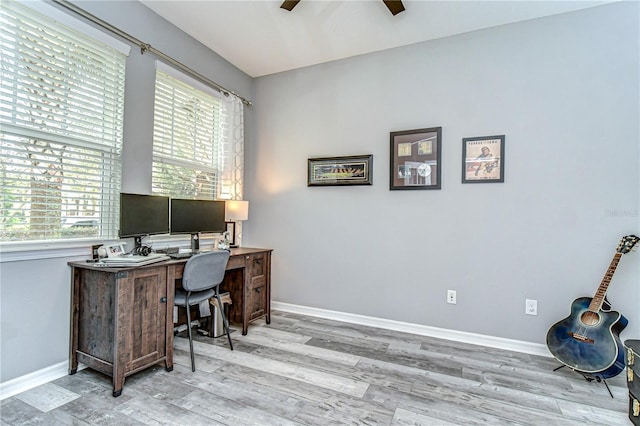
[51,0,253,106]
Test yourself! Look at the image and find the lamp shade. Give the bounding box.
[225,200,249,221]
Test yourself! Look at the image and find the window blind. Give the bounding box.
[0,0,126,242]
[152,68,224,200]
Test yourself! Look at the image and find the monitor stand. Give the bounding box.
[190,233,200,253]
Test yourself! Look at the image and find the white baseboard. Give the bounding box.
[1,304,551,401]
[1,361,76,401]
[271,301,552,358]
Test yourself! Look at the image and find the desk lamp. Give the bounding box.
[225,200,249,247]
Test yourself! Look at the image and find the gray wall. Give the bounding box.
[1,0,638,386]
[0,1,252,383]
[247,2,639,343]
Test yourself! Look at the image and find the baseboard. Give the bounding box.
[1,362,65,400]
[2,304,551,401]
[271,301,552,358]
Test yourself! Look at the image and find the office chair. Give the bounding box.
[174,250,233,372]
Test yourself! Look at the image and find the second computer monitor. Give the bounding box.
[170,199,226,251]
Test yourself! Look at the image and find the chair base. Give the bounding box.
[176,289,234,372]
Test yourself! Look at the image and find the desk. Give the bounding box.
[68,247,272,397]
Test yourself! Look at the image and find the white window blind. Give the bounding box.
[152,67,222,200]
[0,0,127,243]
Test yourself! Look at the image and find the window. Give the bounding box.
[152,63,244,201]
[0,0,128,243]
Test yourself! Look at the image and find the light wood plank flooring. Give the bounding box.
[1,311,630,425]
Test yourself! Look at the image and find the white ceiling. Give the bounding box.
[140,0,613,77]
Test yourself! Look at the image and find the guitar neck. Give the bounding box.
[588,252,622,312]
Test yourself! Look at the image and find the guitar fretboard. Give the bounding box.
[588,252,622,312]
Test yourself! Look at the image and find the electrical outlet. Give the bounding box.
[525,299,537,315]
[447,290,457,304]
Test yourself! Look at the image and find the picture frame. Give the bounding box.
[462,135,505,183]
[104,242,126,258]
[307,155,373,186]
[389,127,442,190]
[225,221,237,247]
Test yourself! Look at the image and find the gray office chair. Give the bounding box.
[174,250,233,372]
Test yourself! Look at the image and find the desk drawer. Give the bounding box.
[246,252,268,321]
[247,283,267,321]
[226,255,246,270]
[171,256,244,278]
[249,274,266,290]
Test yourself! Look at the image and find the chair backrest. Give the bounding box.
[182,250,230,292]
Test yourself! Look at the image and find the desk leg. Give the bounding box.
[266,277,271,326]
[69,267,79,375]
[265,252,271,326]
[112,367,124,397]
[165,265,175,372]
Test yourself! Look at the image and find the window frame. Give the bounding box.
[152,62,226,201]
[0,0,129,253]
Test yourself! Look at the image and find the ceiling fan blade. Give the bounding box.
[280,0,301,12]
[383,0,405,16]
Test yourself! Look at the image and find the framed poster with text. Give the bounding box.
[462,135,505,183]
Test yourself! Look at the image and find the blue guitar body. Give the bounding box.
[546,296,628,379]
[546,236,638,380]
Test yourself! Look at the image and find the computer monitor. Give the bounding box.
[119,193,170,250]
[170,198,226,251]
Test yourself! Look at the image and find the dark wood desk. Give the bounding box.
[68,247,272,397]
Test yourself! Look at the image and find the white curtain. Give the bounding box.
[219,95,245,201]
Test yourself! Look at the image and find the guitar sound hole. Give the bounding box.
[581,311,600,326]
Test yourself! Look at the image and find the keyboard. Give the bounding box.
[167,252,192,259]
[103,252,168,263]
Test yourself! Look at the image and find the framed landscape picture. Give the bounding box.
[390,127,442,190]
[462,135,505,183]
[307,155,373,186]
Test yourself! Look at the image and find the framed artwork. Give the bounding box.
[462,135,505,183]
[389,127,442,190]
[307,155,373,186]
[225,221,237,247]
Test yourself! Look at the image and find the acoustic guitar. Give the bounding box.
[546,235,639,379]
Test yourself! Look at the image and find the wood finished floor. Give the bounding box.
[1,311,630,425]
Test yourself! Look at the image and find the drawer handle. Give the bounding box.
[255,288,261,293]
[160,297,167,303]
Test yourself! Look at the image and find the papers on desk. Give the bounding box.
[101,253,170,267]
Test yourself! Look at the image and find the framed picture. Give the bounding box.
[390,127,442,190]
[307,155,373,186]
[225,221,237,247]
[462,135,505,183]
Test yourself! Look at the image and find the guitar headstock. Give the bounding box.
[617,235,640,254]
